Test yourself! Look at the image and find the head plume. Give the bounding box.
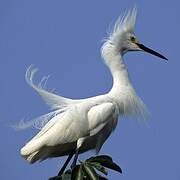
[101,7,138,61]
[107,7,137,46]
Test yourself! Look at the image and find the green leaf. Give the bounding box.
[71,165,84,180]
[62,170,72,180]
[87,155,112,163]
[87,155,122,174]
[82,163,99,180]
[48,176,62,180]
[64,169,72,175]
[86,162,108,175]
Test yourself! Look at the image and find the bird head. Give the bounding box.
[102,7,167,60]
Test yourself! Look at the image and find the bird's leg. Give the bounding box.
[70,138,85,169]
[70,148,80,169]
[58,151,74,176]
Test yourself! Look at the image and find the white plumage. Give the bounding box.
[20,7,167,164]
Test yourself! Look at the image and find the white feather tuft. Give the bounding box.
[25,65,76,110]
[117,88,149,125]
[13,109,65,130]
[107,6,137,45]
[101,6,137,59]
[13,65,84,131]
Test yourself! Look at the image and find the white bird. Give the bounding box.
[20,7,167,174]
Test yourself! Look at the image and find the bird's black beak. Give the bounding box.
[136,43,168,60]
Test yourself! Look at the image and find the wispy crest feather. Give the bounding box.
[109,7,137,42]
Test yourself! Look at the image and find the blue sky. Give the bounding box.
[0,0,179,179]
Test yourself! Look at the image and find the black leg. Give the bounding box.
[70,148,79,169]
[58,151,74,176]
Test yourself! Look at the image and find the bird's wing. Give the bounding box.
[21,102,118,157]
[87,102,118,153]
[33,102,117,143]
[25,66,82,110]
[31,110,66,140]
[88,102,117,136]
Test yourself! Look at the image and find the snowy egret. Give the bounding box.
[20,7,167,174]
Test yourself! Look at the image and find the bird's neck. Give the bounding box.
[106,54,132,93]
[102,50,147,117]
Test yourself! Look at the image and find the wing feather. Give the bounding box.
[87,102,118,153]
[88,102,116,135]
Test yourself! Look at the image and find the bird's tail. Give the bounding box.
[20,138,45,163]
[21,151,39,164]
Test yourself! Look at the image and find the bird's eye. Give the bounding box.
[130,36,136,43]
